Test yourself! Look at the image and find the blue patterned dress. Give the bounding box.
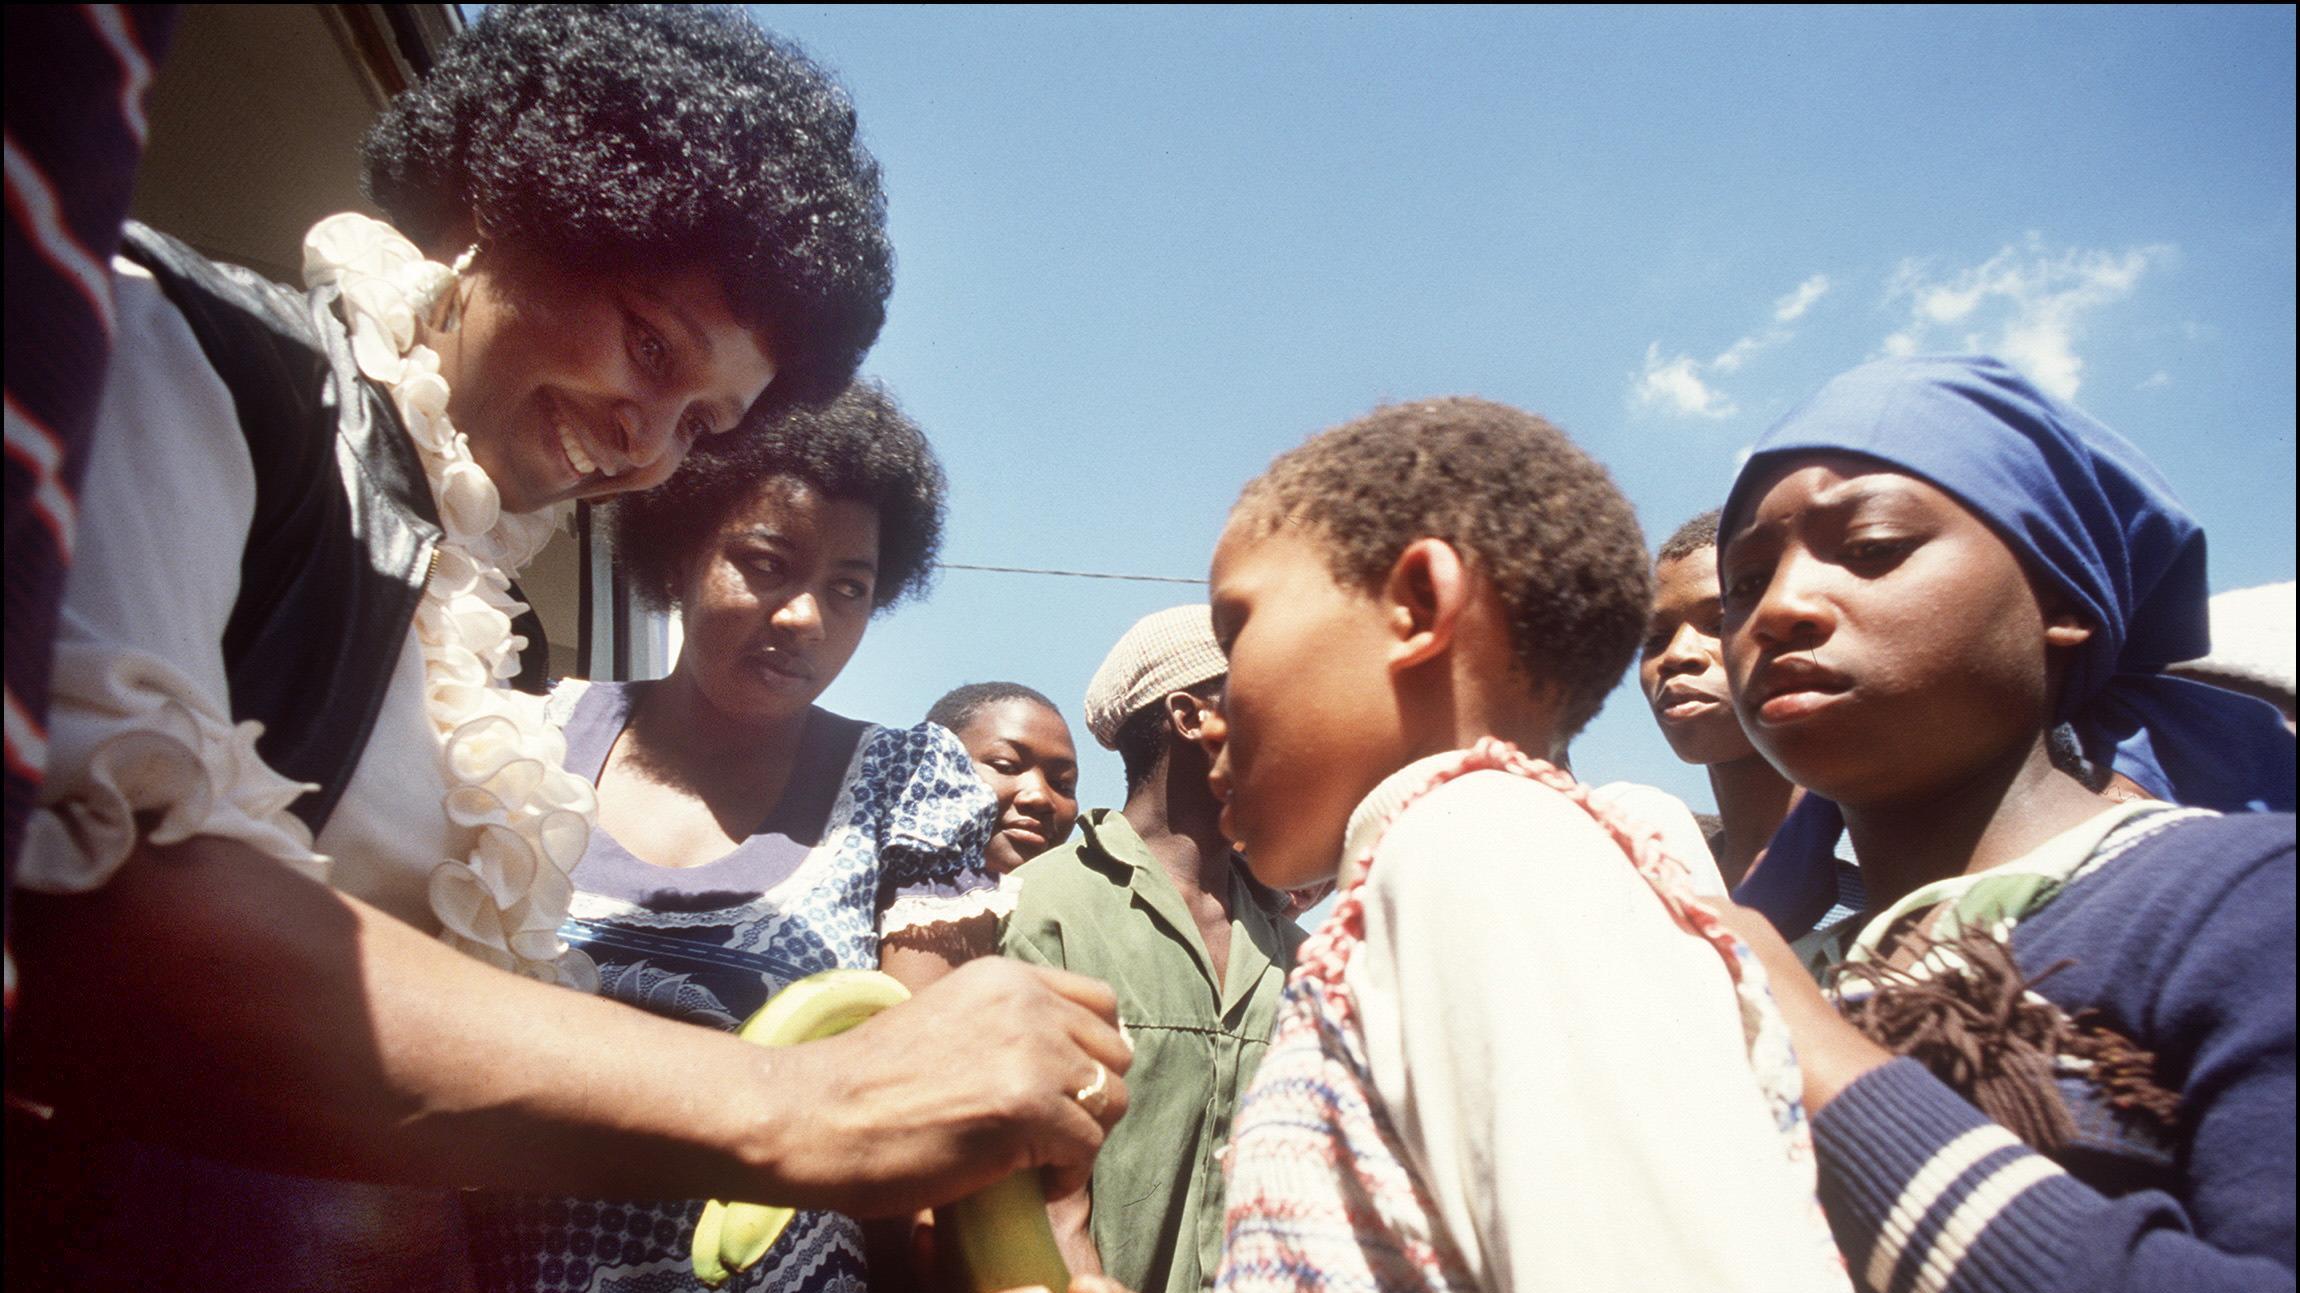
[465,680,1002,1293]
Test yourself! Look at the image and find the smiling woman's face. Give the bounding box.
[428,242,779,515]
[952,698,1081,874]
[1718,455,2066,807]
[675,476,879,727]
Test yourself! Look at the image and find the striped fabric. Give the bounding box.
[1218,739,1845,1291]
[1817,1063,2106,1293]
[3,4,178,905]
[1814,806,2240,1293]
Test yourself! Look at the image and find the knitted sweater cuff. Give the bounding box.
[1816,1058,2093,1293]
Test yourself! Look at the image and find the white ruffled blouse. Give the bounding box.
[19,217,594,989]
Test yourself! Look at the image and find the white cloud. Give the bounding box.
[1637,343,1737,419]
[1710,333,1766,375]
[1635,271,1830,419]
[2137,370,2172,391]
[1880,236,2173,401]
[1773,274,1832,323]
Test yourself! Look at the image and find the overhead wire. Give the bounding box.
[934,561,1200,586]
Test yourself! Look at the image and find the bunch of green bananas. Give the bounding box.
[691,968,1072,1292]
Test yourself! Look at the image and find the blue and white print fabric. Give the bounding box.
[465,704,1000,1293]
[563,720,1004,1026]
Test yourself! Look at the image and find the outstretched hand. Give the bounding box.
[764,957,1132,1216]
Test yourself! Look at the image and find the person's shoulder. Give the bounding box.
[117,223,315,351]
[543,676,614,730]
[87,253,258,513]
[2024,809,2293,996]
[1012,814,1135,899]
[1384,766,1601,849]
[1009,835,1097,887]
[1592,780,1728,896]
[107,252,230,399]
[850,716,968,788]
[845,717,995,849]
[1369,767,1618,909]
[2067,809,2293,910]
[1002,818,1140,946]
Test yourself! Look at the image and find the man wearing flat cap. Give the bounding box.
[1000,605,1306,1293]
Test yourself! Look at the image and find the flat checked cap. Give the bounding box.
[1082,605,1227,749]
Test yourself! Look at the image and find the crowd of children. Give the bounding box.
[929,361,2293,1293]
[6,7,2293,1293]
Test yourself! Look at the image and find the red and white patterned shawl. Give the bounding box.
[1215,739,1845,1292]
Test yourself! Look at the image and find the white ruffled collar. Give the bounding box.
[303,213,598,990]
[302,214,560,570]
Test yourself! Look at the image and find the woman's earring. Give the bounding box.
[434,242,482,333]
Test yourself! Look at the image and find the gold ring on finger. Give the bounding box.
[1073,1061,1110,1119]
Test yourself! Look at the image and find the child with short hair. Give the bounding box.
[1197,399,1849,1292]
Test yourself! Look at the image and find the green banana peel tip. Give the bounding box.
[691,1199,732,1288]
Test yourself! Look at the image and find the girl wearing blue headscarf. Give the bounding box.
[1709,355,2294,1293]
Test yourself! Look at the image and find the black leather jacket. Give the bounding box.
[118,224,440,835]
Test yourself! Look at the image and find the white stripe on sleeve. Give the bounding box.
[1910,1155,2064,1293]
[1864,1125,2024,1292]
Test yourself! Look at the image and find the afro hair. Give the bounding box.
[610,378,944,613]
[1233,397,1652,738]
[362,4,893,409]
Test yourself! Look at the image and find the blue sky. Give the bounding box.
[739,5,2299,817]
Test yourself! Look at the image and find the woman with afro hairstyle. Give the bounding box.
[465,380,1005,1292]
[7,10,1128,1292]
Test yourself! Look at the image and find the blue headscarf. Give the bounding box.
[1725,355,2296,938]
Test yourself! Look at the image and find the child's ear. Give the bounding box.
[1383,538,1469,672]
